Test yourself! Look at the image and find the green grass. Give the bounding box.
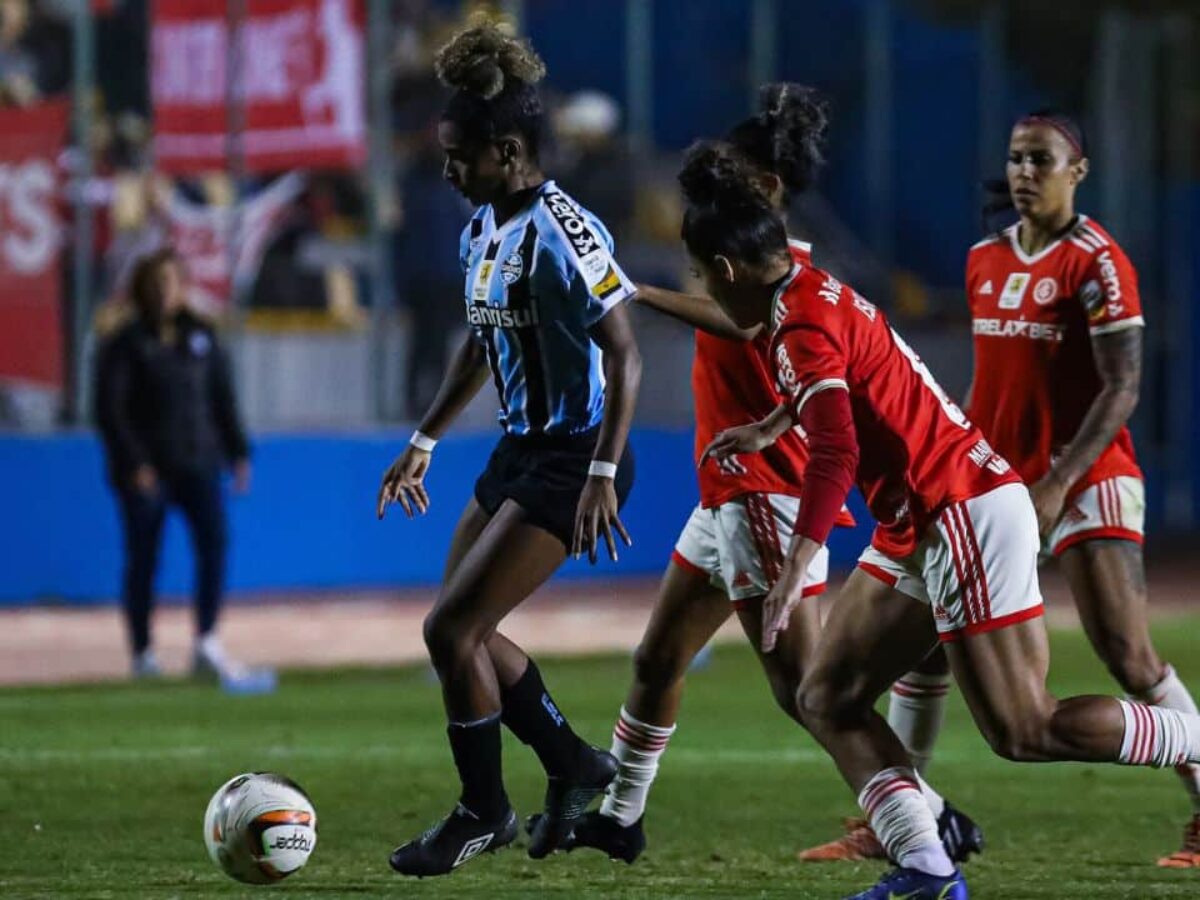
[3,620,1200,899]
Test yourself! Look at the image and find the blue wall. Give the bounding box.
[0,430,875,607]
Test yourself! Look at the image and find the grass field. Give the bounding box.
[3,618,1200,899]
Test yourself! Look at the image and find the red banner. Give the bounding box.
[0,102,67,388]
[151,0,366,174]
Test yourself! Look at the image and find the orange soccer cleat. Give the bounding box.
[1157,815,1200,868]
[798,817,887,862]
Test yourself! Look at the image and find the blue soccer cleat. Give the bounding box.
[843,866,968,900]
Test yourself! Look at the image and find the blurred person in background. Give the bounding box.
[93,247,253,683]
[554,91,635,245]
[0,0,38,106]
[394,110,471,418]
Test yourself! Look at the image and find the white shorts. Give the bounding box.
[1046,475,1145,557]
[672,493,830,607]
[856,483,1044,641]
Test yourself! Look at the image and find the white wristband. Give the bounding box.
[588,460,618,479]
[410,431,438,453]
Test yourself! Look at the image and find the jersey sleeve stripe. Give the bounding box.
[794,378,850,415]
[1090,316,1145,336]
[1069,237,1095,253]
[1080,225,1109,247]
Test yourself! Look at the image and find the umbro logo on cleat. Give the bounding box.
[452,832,495,868]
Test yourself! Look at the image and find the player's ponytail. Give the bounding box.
[680,141,789,268]
[980,108,1088,233]
[725,83,830,198]
[436,19,548,158]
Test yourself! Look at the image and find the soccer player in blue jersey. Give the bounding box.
[377,22,641,876]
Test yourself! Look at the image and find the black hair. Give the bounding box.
[679,141,790,268]
[981,108,1088,232]
[435,20,547,159]
[724,83,830,198]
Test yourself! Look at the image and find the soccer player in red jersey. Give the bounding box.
[883,110,1200,869]
[545,86,979,869]
[687,146,1200,900]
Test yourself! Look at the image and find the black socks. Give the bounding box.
[447,712,509,820]
[500,660,585,777]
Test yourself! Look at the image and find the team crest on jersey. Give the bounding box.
[1033,277,1058,306]
[500,251,524,285]
[978,280,994,295]
[998,273,1031,310]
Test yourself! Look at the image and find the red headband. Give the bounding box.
[1017,116,1084,158]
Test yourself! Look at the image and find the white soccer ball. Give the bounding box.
[203,772,318,884]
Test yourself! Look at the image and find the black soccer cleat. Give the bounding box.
[389,803,518,877]
[526,809,647,864]
[526,746,619,859]
[938,801,985,864]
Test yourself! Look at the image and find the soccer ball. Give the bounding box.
[203,772,318,884]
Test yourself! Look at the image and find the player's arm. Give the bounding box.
[634,283,761,341]
[574,301,642,563]
[760,332,857,652]
[1030,326,1141,531]
[377,332,490,519]
[1029,249,1143,533]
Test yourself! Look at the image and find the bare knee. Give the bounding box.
[423,605,486,671]
[632,640,691,693]
[795,671,874,731]
[976,705,1058,762]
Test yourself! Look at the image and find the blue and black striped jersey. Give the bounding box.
[459,180,636,436]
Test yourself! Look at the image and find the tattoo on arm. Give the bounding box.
[1049,326,1141,488]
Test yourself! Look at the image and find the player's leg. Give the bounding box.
[1056,508,1200,865]
[117,485,167,676]
[887,646,952,776]
[937,485,1200,770]
[842,485,1200,898]
[553,557,728,861]
[796,565,966,894]
[391,499,569,875]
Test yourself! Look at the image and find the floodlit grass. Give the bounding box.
[2,619,1199,898]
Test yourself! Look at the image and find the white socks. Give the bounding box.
[888,672,951,775]
[599,707,676,826]
[1133,665,1200,812]
[859,767,954,877]
[1117,698,1200,769]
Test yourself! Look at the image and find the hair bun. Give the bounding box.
[435,20,546,100]
[678,141,770,211]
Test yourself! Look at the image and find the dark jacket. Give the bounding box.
[94,311,250,485]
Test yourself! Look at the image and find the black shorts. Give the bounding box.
[474,427,635,548]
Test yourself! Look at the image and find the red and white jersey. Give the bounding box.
[694,240,852,530]
[966,216,1143,498]
[769,262,1019,557]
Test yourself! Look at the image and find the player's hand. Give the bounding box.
[131,464,159,496]
[572,476,632,564]
[377,446,432,519]
[699,423,773,470]
[761,571,804,654]
[1028,473,1068,538]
